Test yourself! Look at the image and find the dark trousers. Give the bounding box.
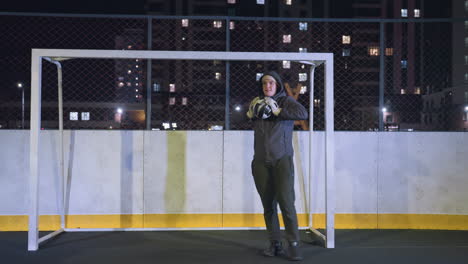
[251,155,300,242]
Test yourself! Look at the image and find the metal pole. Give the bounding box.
[146,17,153,130]
[28,51,42,251]
[21,85,25,129]
[225,17,231,130]
[324,55,335,249]
[379,22,385,131]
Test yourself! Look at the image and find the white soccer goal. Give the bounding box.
[28,49,335,251]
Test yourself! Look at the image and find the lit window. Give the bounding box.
[283,34,292,43]
[126,82,132,87]
[285,0,292,5]
[118,76,124,81]
[342,35,351,44]
[283,60,291,69]
[162,123,170,129]
[415,87,421,94]
[401,9,408,17]
[169,97,176,105]
[299,47,307,53]
[127,70,132,74]
[314,99,320,107]
[385,48,393,56]
[127,45,132,49]
[465,73,468,82]
[135,83,139,87]
[227,0,236,3]
[299,22,308,31]
[300,86,307,94]
[401,89,406,94]
[118,82,124,88]
[135,65,139,68]
[414,9,420,17]
[182,19,189,27]
[256,73,263,81]
[342,49,350,56]
[135,89,139,92]
[81,112,90,121]
[213,21,223,28]
[135,77,139,80]
[230,21,235,30]
[215,72,222,80]
[257,0,264,4]
[169,83,176,92]
[368,46,379,56]
[70,112,78,121]
[153,83,160,92]
[401,60,408,69]
[299,73,307,82]
[182,97,188,105]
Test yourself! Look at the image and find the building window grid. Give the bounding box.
[299,73,307,82]
[213,21,223,28]
[368,46,379,56]
[342,35,351,44]
[414,9,420,18]
[401,9,408,17]
[385,48,394,56]
[299,22,308,31]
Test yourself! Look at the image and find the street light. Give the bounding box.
[17,82,24,129]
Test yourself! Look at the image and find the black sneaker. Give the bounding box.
[287,241,303,261]
[262,240,285,257]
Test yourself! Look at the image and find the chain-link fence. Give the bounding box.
[0,14,466,131]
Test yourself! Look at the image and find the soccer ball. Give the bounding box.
[253,99,272,119]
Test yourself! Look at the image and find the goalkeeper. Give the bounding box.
[246,71,308,261]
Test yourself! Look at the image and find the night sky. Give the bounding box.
[1,0,453,18]
[1,0,147,15]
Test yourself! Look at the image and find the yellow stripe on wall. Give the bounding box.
[1,214,468,231]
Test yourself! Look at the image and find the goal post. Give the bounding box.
[29,49,334,250]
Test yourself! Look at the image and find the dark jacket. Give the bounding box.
[252,71,308,162]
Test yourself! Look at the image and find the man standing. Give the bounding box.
[247,71,308,261]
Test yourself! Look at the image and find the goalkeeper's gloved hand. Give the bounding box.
[246,97,260,119]
[264,97,281,116]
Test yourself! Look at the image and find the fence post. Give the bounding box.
[379,21,385,131]
[146,17,153,130]
[225,17,231,130]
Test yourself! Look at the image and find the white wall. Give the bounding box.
[0,130,467,217]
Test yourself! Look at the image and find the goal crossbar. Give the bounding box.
[29,49,335,250]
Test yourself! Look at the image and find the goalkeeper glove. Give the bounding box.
[264,97,281,116]
[246,97,260,119]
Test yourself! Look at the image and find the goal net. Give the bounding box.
[28,49,335,250]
